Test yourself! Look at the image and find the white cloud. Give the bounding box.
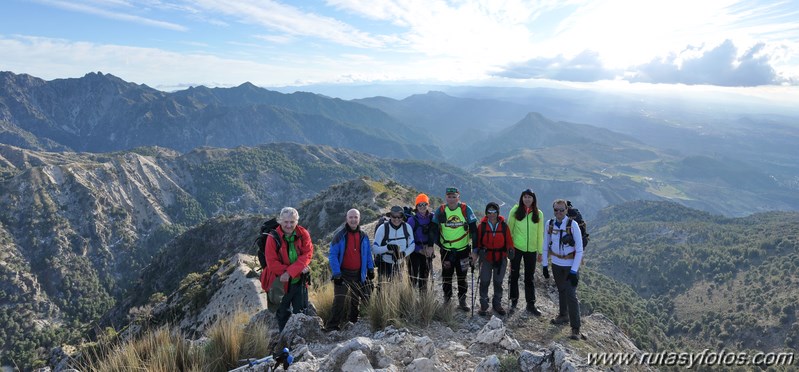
[32,0,188,31]
[187,0,385,48]
[0,35,328,88]
[630,40,784,86]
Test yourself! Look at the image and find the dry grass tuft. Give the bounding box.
[77,310,271,372]
[365,273,452,330]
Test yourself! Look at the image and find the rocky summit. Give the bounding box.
[59,252,649,372]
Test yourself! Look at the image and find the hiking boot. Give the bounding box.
[550,314,569,325]
[527,304,542,316]
[478,308,489,316]
[322,324,340,332]
[569,328,581,340]
[457,298,470,312]
[493,306,507,316]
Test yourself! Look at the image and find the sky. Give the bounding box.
[1,0,799,95]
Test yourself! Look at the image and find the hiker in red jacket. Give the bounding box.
[261,207,314,331]
[472,202,514,316]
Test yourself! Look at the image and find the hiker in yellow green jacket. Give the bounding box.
[507,188,545,315]
[432,186,478,312]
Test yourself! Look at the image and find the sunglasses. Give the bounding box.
[418,202,428,207]
[553,208,566,212]
[390,215,404,219]
[486,210,498,214]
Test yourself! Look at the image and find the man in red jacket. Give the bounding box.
[261,207,314,331]
[472,202,513,316]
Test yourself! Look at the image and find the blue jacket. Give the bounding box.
[329,224,375,283]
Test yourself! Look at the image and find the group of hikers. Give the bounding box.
[260,187,585,341]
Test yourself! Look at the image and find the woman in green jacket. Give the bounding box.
[507,188,545,315]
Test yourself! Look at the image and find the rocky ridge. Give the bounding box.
[73,251,649,372]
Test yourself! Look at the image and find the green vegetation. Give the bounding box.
[589,200,799,353]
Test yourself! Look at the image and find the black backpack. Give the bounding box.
[566,200,589,248]
[373,207,413,245]
[255,218,280,269]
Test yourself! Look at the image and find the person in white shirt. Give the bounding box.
[542,199,584,340]
[373,205,415,280]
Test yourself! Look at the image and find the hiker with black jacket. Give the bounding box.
[433,187,478,311]
[542,199,584,340]
[507,188,545,315]
[261,207,314,332]
[473,202,513,316]
[325,209,375,332]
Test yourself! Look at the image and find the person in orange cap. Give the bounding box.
[407,193,438,290]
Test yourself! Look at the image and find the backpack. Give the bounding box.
[373,207,413,243]
[436,203,470,246]
[566,200,589,248]
[255,217,280,269]
[546,203,589,251]
[478,220,508,261]
[373,217,411,263]
[437,203,469,231]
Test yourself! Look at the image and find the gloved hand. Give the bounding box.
[542,266,550,279]
[461,257,472,271]
[367,269,375,280]
[508,248,516,261]
[387,244,400,260]
[567,271,579,287]
[332,274,343,286]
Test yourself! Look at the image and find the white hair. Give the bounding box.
[279,207,299,221]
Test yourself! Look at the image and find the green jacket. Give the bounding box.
[507,205,544,253]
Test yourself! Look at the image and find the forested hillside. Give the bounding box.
[590,201,799,352]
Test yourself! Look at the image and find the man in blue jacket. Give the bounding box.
[325,208,375,331]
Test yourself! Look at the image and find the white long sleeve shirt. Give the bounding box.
[542,217,584,273]
[372,221,415,264]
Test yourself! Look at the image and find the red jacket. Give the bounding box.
[476,216,513,262]
[260,225,313,292]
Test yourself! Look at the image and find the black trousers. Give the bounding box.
[327,269,366,328]
[407,251,432,290]
[509,250,537,306]
[552,264,581,330]
[440,247,470,301]
[276,281,307,331]
[376,259,397,280]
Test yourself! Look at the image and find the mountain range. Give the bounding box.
[0,71,440,160]
[2,71,798,369]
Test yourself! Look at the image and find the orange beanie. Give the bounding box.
[415,193,430,206]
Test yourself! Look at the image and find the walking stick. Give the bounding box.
[470,259,475,317]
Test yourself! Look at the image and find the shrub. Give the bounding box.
[364,273,452,330]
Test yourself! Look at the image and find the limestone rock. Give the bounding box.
[475,354,500,372]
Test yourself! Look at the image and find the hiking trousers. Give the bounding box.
[277,281,307,331]
[440,247,470,301]
[509,250,537,307]
[376,259,398,280]
[407,251,432,291]
[327,269,365,329]
[479,258,507,310]
[552,264,581,330]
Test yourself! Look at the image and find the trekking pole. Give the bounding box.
[470,258,475,317]
[230,347,293,372]
[427,250,435,289]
